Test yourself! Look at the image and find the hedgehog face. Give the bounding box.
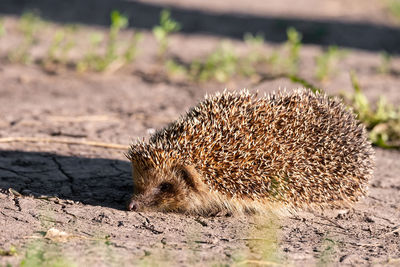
[127,162,206,213]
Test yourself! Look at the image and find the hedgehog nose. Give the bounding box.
[127,200,139,211]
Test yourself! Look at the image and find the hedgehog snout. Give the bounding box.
[127,199,140,211]
[126,191,156,212]
[126,198,143,214]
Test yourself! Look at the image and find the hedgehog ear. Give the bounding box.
[176,165,202,192]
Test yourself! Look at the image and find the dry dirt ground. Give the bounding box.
[1,0,400,266]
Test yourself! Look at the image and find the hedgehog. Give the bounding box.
[126,89,374,215]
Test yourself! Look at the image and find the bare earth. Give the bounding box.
[1,0,400,266]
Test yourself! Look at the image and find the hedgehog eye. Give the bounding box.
[159,182,173,193]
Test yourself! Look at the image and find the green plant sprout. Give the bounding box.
[244,32,265,46]
[44,26,76,67]
[345,71,400,148]
[266,27,302,76]
[76,10,141,72]
[0,18,5,38]
[244,32,265,62]
[76,32,104,72]
[181,29,303,84]
[266,50,281,72]
[378,51,392,74]
[19,241,77,267]
[153,9,181,60]
[388,0,400,21]
[165,59,188,80]
[189,42,240,82]
[59,27,78,64]
[177,34,268,83]
[233,215,284,266]
[242,32,268,76]
[48,30,66,62]
[124,31,143,63]
[9,11,44,64]
[0,245,17,256]
[289,75,321,93]
[317,237,339,267]
[104,10,129,66]
[315,46,346,81]
[284,27,302,75]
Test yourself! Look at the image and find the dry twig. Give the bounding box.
[0,136,128,150]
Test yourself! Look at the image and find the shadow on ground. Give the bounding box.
[0,150,133,210]
[0,0,400,53]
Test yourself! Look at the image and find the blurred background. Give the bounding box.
[1,0,400,51]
